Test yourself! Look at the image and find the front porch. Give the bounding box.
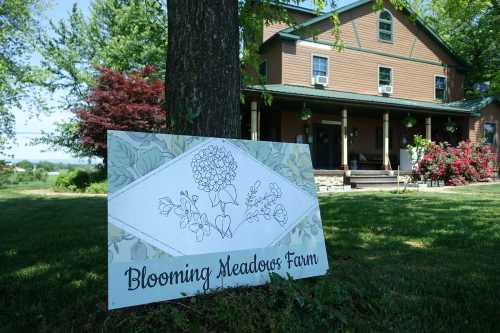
[242,85,472,177]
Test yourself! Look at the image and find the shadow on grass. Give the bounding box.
[0,190,499,332]
[0,193,107,331]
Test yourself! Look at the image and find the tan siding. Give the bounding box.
[263,11,314,43]
[307,0,457,66]
[282,42,455,102]
[261,1,465,102]
[446,67,465,100]
[469,103,500,161]
[261,41,282,84]
[312,13,359,46]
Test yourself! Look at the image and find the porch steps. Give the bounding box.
[349,170,392,176]
[347,174,403,189]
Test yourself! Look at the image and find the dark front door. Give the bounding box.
[313,124,341,169]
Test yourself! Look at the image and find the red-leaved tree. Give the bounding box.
[76,66,166,160]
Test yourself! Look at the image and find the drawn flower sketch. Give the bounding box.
[158,145,288,242]
[158,145,238,241]
[243,181,288,226]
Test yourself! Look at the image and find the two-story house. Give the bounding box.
[241,0,500,175]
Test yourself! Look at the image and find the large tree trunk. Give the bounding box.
[166,0,240,138]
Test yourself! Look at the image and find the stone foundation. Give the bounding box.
[314,172,414,193]
[315,174,349,193]
[398,175,412,183]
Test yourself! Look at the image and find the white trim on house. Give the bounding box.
[321,120,341,125]
[297,40,331,50]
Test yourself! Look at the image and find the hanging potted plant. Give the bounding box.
[445,117,457,133]
[403,114,417,128]
[299,103,312,121]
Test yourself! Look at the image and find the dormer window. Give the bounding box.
[378,10,393,42]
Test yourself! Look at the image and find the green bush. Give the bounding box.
[54,168,107,192]
[0,168,13,188]
[15,171,35,183]
[55,170,90,191]
[89,166,106,183]
[85,181,108,194]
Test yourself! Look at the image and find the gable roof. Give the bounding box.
[244,84,497,116]
[277,0,469,69]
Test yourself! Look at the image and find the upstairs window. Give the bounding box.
[484,122,497,147]
[435,76,447,101]
[379,66,392,87]
[312,55,328,77]
[378,10,393,42]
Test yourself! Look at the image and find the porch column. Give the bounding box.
[257,107,261,140]
[383,112,390,170]
[341,108,349,171]
[250,100,258,141]
[425,116,432,141]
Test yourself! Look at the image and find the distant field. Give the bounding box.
[1,183,499,332]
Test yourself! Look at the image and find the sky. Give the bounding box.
[9,0,352,163]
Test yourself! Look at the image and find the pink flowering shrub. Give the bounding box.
[417,140,496,186]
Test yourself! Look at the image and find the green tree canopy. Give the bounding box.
[38,0,167,107]
[0,0,47,156]
[36,0,167,159]
[416,0,500,95]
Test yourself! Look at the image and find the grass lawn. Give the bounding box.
[1,182,499,332]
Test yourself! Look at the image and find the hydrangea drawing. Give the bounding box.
[191,145,237,193]
[243,181,288,226]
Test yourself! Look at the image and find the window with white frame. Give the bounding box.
[379,66,392,87]
[484,122,497,147]
[312,55,328,78]
[378,10,393,42]
[435,76,447,101]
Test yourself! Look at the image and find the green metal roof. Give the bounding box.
[281,0,371,34]
[243,84,497,115]
[444,96,500,113]
[275,2,324,16]
[278,0,469,69]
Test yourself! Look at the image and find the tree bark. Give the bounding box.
[166,0,240,138]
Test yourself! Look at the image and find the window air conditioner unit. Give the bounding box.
[313,75,328,86]
[379,85,393,94]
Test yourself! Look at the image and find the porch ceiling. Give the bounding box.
[243,84,480,116]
